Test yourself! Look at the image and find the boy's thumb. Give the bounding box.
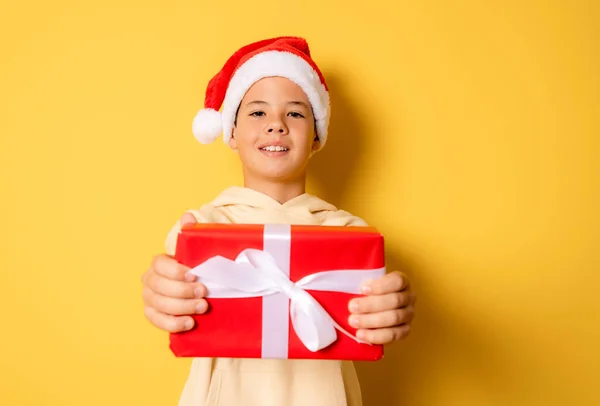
[180,212,198,227]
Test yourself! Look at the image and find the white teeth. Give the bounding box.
[262,146,288,152]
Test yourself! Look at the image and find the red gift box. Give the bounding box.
[169,223,385,361]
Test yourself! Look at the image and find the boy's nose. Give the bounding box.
[266,121,288,134]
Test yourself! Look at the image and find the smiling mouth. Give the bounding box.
[260,146,289,152]
[259,145,289,152]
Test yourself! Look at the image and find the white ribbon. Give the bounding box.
[188,224,385,357]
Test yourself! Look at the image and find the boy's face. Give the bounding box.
[230,76,320,183]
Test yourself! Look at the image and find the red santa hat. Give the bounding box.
[192,36,330,150]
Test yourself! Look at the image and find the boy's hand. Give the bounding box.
[347,271,416,345]
[141,213,208,333]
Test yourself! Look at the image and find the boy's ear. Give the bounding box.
[229,128,237,150]
[311,137,321,152]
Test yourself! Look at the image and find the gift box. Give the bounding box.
[169,223,386,361]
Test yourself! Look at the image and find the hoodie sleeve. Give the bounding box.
[324,209,369,227]
[164,205,216,256]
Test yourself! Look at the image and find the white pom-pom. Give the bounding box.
[192,108,223,144]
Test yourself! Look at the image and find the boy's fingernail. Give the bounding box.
[361,282,372,295]
[349,300,359,313]
[196,301,207,313]
[349,315,359,328]
[184,319,194,330]
[194,287,205,297]
[184,273,196,282]
[356,330,366,340]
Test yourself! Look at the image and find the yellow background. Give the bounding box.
[1,1,598,405]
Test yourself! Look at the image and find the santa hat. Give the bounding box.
[191,36,330,150]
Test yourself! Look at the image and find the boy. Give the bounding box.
[141,36,416,406]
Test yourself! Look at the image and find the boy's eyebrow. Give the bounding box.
[245,100,268,107]
[243,100,310,108]
[287,101,310,108]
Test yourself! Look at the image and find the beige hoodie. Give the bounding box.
[165,186,368,406]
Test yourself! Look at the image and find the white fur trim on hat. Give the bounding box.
[221,51,330,149]
[192,108,223,144]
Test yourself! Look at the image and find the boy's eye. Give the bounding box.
[250,111,265,117]
[288,112,305,118]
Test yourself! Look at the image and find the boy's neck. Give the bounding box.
[243,175,307,204]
